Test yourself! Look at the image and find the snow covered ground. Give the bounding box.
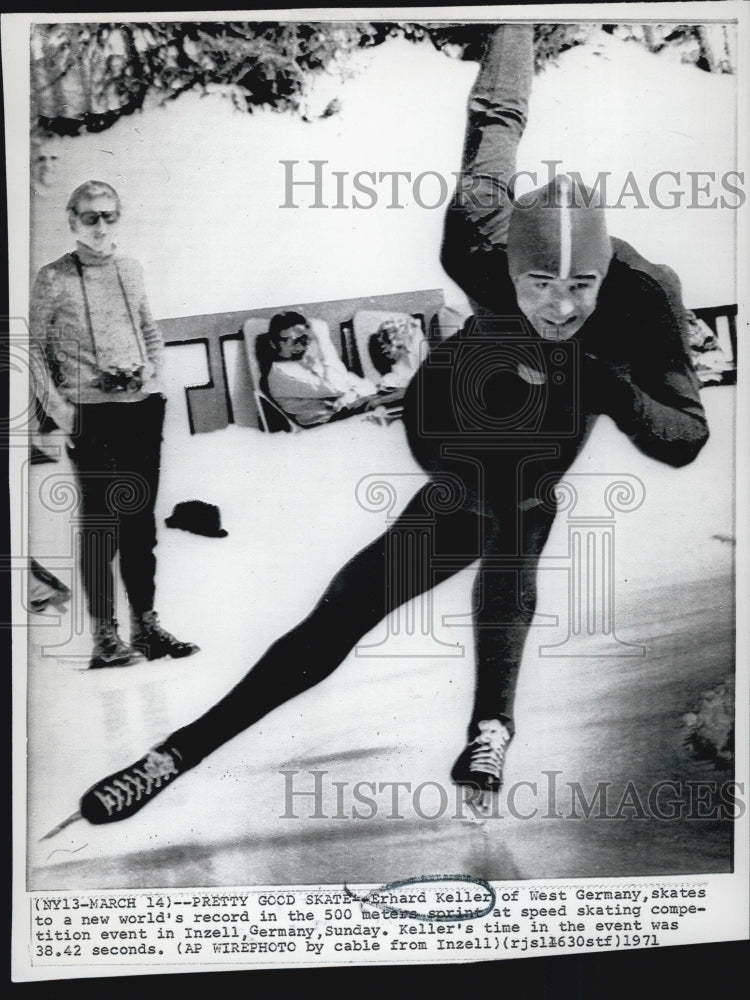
[24,29,738,888]
[27,385,734,887]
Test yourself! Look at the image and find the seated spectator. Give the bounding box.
[370,316,425,391]
[685,311,733,385]
[265,312,382,427]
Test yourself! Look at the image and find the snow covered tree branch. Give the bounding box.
[31,21,736,138]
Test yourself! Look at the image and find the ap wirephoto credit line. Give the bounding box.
[5,1,749,980]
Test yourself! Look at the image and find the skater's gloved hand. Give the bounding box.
[580,352,636,417]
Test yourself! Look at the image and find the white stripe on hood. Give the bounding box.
[558,174,572,279]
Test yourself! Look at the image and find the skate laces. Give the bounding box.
[468,720,511,780]
[92,750,179,817]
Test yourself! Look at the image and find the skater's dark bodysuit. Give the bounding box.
[78,24,708,825]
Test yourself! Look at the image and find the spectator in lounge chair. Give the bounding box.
[265,312,383,427]
[370,316,425,392]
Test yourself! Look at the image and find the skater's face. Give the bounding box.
[274,323,311,361]
[69,194,121,254]
[513,271,603,340]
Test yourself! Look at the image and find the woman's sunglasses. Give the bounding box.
[76,210,120,226]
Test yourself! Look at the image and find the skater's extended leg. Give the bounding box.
[471,500,555,734]
[451,500,556,790]
[79,483,489,822]
[168,485,487,767]
[441,23,534,305]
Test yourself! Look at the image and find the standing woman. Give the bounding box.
[30,180,199,669]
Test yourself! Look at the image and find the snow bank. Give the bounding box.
[34,31,738,319]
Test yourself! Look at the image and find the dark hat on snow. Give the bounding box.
[507,173,612,280]
[165,500,228,538]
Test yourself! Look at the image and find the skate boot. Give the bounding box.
[452,720,512,817]
[451,719,512,792]
[89,620,140,670]
[131,610,200,661]
[80,745,185,823]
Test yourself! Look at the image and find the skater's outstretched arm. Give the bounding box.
[583,277,709,468]
[441,23,534,308]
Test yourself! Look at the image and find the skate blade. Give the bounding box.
[39,810,83,841]
[461,787,497,824]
